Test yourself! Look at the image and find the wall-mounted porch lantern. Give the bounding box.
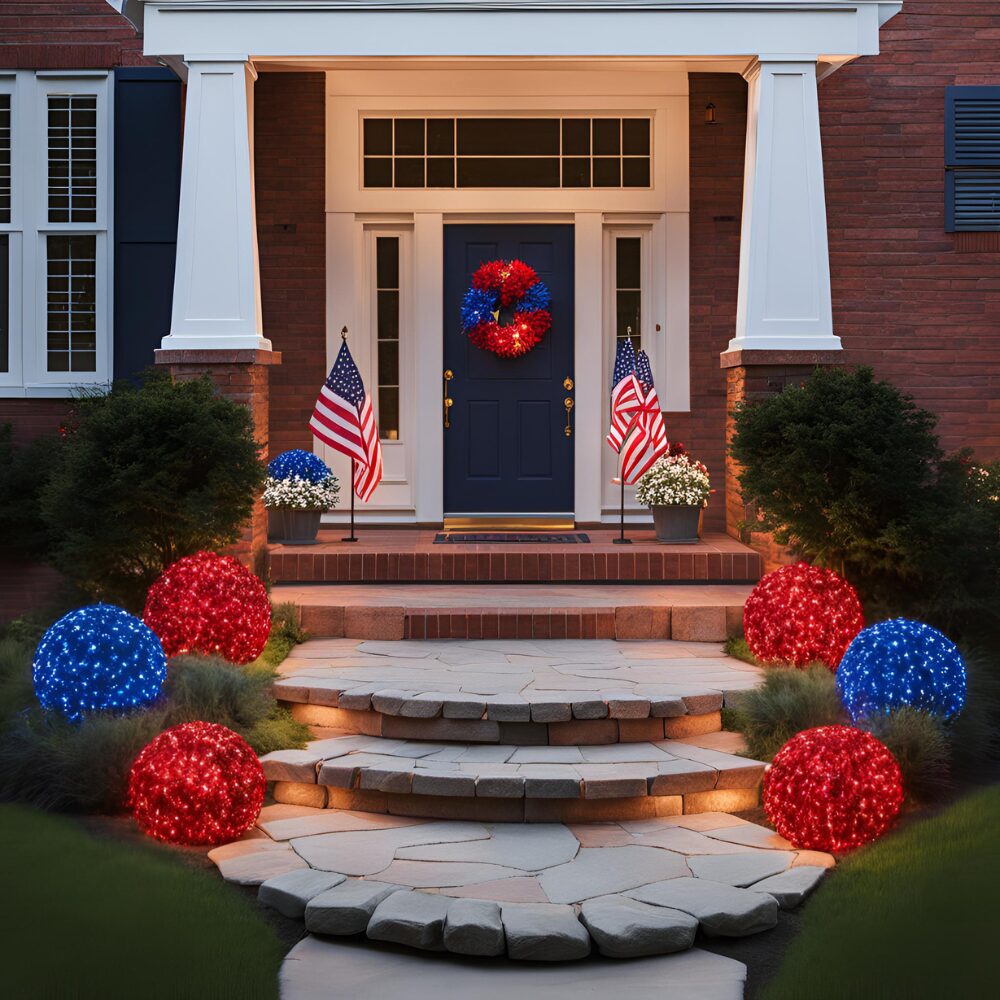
[705,102,718,125]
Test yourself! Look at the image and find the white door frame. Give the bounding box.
[320,67,689,525]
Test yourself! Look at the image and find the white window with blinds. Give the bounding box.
[0,72,111,395]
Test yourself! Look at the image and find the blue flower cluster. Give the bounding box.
[836,618,967,722]
[460,281,551,330]
[460,287,497,329]
[267,449,331,484]
[33,604,167,722]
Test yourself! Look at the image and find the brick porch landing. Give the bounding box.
[273,583,752,641]
[269,529,762,584]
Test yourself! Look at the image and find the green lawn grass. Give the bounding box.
[0,804,284,999]
[762,785,1000,1000]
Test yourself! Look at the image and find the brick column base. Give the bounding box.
[722,349,844,573]
[154,349,282,577]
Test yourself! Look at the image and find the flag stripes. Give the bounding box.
[310,340,383,502]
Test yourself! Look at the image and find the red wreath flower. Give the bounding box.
[461,259,552,358]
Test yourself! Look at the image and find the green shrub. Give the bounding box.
[0,647,308,813]
[40,374,265,611]
[730,366,1000,637]
[0,424,60,559]
[861,708,951,803]
[949,645,1000,787]
[726,665,846,761]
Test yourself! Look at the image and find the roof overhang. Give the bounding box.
[129,1,902,67]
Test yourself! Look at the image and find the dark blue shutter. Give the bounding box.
[945,86,1000,232]
[113,67,182,380]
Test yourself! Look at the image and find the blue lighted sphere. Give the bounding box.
[33,604,168,721]
[266,449,330,483]
[836,618,966,722]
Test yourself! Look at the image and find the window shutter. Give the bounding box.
[113,68,181,381]
[945,86,1000,232]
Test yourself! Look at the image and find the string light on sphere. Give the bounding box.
[743,563,864,669]
[143,551,271,664]
[836,618,966,722]
[266,449,331,484]
[763,725,903,852]
[32,604,167,721]
[128,722,265,845]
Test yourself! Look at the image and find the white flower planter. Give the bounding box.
[651,504,701,544]
[268,508,323,545]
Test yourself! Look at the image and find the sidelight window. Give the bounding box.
[375,236,401,441]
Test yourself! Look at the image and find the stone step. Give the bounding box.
[210,806,833,967]
[269,529,762,584]
[277,583,751,641]
[274,637,761,745]
[262,732,766,821]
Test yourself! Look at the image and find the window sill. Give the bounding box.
[0,384,109,399]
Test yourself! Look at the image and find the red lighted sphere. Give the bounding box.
[763,725,903,852]
[143,551,271,664]
[128,721,265,845]
[743,563,864,669]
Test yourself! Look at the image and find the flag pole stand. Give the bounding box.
[612,471,631,545]
[342,459,359,542]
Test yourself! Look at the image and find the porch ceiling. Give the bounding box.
[133,1,902,67]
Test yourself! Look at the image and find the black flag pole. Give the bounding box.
[340,325,359,543]
[613,464,631,545]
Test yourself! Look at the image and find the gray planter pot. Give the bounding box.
[651,504,702,544]
[268,508,323,545]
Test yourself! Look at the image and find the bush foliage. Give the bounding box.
[725,665,846,762]
[730,366,1000,636]
[38,374,265,610]
[0,639,308,813]
[0,424,60,558]
[861,708,951,804]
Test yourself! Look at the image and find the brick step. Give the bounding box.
[263,731,764,822]
[268,529,762,584]
[276,583,752,641]
[274,639,760,745]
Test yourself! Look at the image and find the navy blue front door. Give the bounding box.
[444,225,575,516]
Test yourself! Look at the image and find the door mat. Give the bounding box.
[434,533,591,544]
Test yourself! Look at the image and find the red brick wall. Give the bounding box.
[255,72,327,459]
[0,0,149,69]
[821,1,1000,458]
[678,74,748,533]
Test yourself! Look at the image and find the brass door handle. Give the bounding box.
[443,369,454,428]
[564,397,574,438]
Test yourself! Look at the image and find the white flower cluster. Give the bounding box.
[635,453,711,508]
[262,474,340,511]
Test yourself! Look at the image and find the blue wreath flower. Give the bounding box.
[519,280,551,312]
[461,287,497,329]
[267,449,331,484]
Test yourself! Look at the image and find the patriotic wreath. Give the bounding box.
[460,259,552,358]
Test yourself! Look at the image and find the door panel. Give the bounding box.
[443,224,574,515]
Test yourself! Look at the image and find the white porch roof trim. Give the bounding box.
[131,1,902,62]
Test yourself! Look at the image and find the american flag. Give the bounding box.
[621,350,669,485]
[309,341,383,502]
[606,337,642,452]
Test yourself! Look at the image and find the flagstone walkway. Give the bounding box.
[212,807,830,965]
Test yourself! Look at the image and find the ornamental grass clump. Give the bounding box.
[634,452,711,508]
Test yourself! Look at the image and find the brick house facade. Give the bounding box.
[2,1,999,613]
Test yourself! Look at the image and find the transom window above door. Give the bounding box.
[362,116,651,189]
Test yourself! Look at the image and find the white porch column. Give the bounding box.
[730,58,840,353]
[161,58,269,351]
